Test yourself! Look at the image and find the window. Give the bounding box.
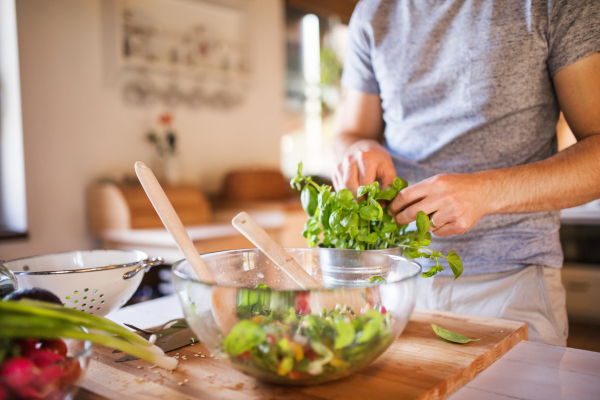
[0,0,27,239]
[282,6,348,180]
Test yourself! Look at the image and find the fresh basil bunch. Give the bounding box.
[290,162,463,279]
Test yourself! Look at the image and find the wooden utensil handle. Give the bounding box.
[135,161,216,284]
[232,212,325,290]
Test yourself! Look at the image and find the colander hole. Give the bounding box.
[80,310,85,312]
[23,265,29,271]
[89,306,93,309]
[74,290,79,294]
[82,304,86,307]
[72,307,77,310]
[62,303,66,306]
[97,307,101,311]
[83,296,87,300]
[84,288,89,292]
[91,299,95,303]
[74,300,78,304]
[94,290,98,293]
[101,301,105,304]
[66,296,70,300]
[99,294,104,298]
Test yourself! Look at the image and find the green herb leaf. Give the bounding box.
[391,177,408,192]
[341,212,359,229]
[254,283,271,290]
[301,185,318,217]
[422,265,443,278]
[375,188,397,201]
[416,211,430,239]
[337,189,354,203]
[223,320,266,356]
[329,209,343,228]
[364,232,378,244]
[318,191,330,208]
[446,250,464,280]
[381,223,397,234]
[319,204,332,230]
[431,324,479,344]
[357,185,370,197]
[368,276,386,284]
[360,206,379,221]
[333,319,356,349]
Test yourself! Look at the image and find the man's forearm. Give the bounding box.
[483,134,600,214]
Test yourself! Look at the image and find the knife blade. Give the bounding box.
[114,319,197,363]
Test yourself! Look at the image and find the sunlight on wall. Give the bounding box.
[0,0,27,233]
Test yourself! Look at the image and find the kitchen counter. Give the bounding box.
[76,296,600,400]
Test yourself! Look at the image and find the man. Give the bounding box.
[333,0,600,346]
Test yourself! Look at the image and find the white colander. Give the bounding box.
[1,250,163,316]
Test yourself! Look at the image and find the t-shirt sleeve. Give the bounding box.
[340,2,380,94]
[547,0,600,76]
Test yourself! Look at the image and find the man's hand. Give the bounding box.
[332,140,397,195]
[388,173,493,236]
[333,89,391,195]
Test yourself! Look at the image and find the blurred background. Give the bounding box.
[1,0,598,351]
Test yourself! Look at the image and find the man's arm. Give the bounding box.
[389,51,600,236]
[332,88,396,194]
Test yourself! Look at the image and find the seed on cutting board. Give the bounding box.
[148,365,157,369]
[194,354,199,357]
[137,366,142,369]
[184,379,189,383]
[182,356,187,360]
[201,355,206,358]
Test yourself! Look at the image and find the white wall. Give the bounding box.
[0,0,284,259]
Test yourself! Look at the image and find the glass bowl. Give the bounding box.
[0,337,92,400]
[172,248,420,385]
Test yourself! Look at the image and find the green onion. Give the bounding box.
[1,300,157,349]
[0,301,177,370]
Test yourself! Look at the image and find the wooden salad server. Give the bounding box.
[135,161,239,333]
[231,212,369,312]
[231,212,325,290]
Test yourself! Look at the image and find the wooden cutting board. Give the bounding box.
[76,308,527,400]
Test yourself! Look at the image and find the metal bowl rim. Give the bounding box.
[2,249,151,276]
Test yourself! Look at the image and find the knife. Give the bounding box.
[114,319,197,363]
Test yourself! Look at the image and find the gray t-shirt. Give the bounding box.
[341,0,600,275]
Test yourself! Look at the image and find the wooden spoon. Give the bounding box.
[231,212,369,312]
[232,212,324,290]
[135,162,239,333]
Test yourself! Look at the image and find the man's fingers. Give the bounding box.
[430,221,460,237]
[389,184,428,215]
[380,166,397,190]
[427,211,447,232]
[341,157,360,195]
[394,201,437,226]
